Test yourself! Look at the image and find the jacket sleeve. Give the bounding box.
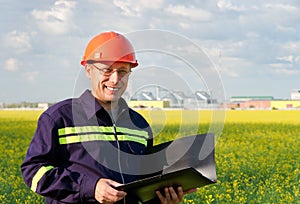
[20,112,100,203]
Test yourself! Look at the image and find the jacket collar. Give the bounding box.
[79,89,129,120]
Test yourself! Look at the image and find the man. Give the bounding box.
[21,31,193,203]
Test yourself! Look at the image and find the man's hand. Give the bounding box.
[95,178,126,204]
[156,187,198,204]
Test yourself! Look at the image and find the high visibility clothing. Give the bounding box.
[21,90,154,203]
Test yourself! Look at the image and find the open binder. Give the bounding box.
[116,133,217,202]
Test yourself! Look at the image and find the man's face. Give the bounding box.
[85,62,131,104]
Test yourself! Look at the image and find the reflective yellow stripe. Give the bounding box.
[31,166,54,192]
[116,127,148,138]
[58,126,149,139]
[118,134,147,145]
[59,134,147,146]
[59,134,115,144]
[58,126,113,136]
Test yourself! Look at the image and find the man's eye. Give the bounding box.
[118,70,128,74]
[103,68,112,73]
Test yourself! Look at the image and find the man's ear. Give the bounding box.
[84,64,92,79]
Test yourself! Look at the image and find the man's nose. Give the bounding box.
[109,70,120,84]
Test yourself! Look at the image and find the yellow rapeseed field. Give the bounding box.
[0,109,299,203]
[138,109,300,124]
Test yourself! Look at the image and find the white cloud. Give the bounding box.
[2,30,32,53]
[4,58,19,72]
[219,67,239,78]
[1,0,300,102]
[165,5,212,21]
[245,32,260,38]
[113,0,164,16]
[24,71,39,81]
[272,67,300,76]
[276,25,296,33]
[281,41,300,53]
[178,22,191,30]
[277,55,300,64]
[264,3,297,12]
[217,52,262,78]
[31,0,77,35]
[277,55,297,64]
[218,56,247,77]
[269,62,300,76]
[225,41,245,54]
[277,42,300,65]
[217,0,246,11]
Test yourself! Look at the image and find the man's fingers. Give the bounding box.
[104,180,127,197]
[95,178,127,203]
[176,186,184,201]
[165,187,172,200]
[169,187,180,201]
[106,179,123,188]
[155,190,164,201]
[156,186,195,204]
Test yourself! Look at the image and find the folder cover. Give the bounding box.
[116,133,217,202]
[116,167,215,202]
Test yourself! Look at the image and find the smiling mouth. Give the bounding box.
[105,85,119,91]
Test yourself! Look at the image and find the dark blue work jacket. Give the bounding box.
[21,90,155,203]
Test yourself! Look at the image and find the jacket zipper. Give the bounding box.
[109,108,127,185]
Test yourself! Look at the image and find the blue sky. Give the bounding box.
[0,0,299,103]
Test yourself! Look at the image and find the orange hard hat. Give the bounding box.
[81,31,138,68]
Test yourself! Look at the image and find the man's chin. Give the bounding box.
[105,95,121,103]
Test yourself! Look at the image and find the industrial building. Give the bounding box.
[291,89,300,100]
[128,87,300,110]
[226,90,300,109]
[128,85,215,109]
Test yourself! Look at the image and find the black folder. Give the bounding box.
[116,133,217,202]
